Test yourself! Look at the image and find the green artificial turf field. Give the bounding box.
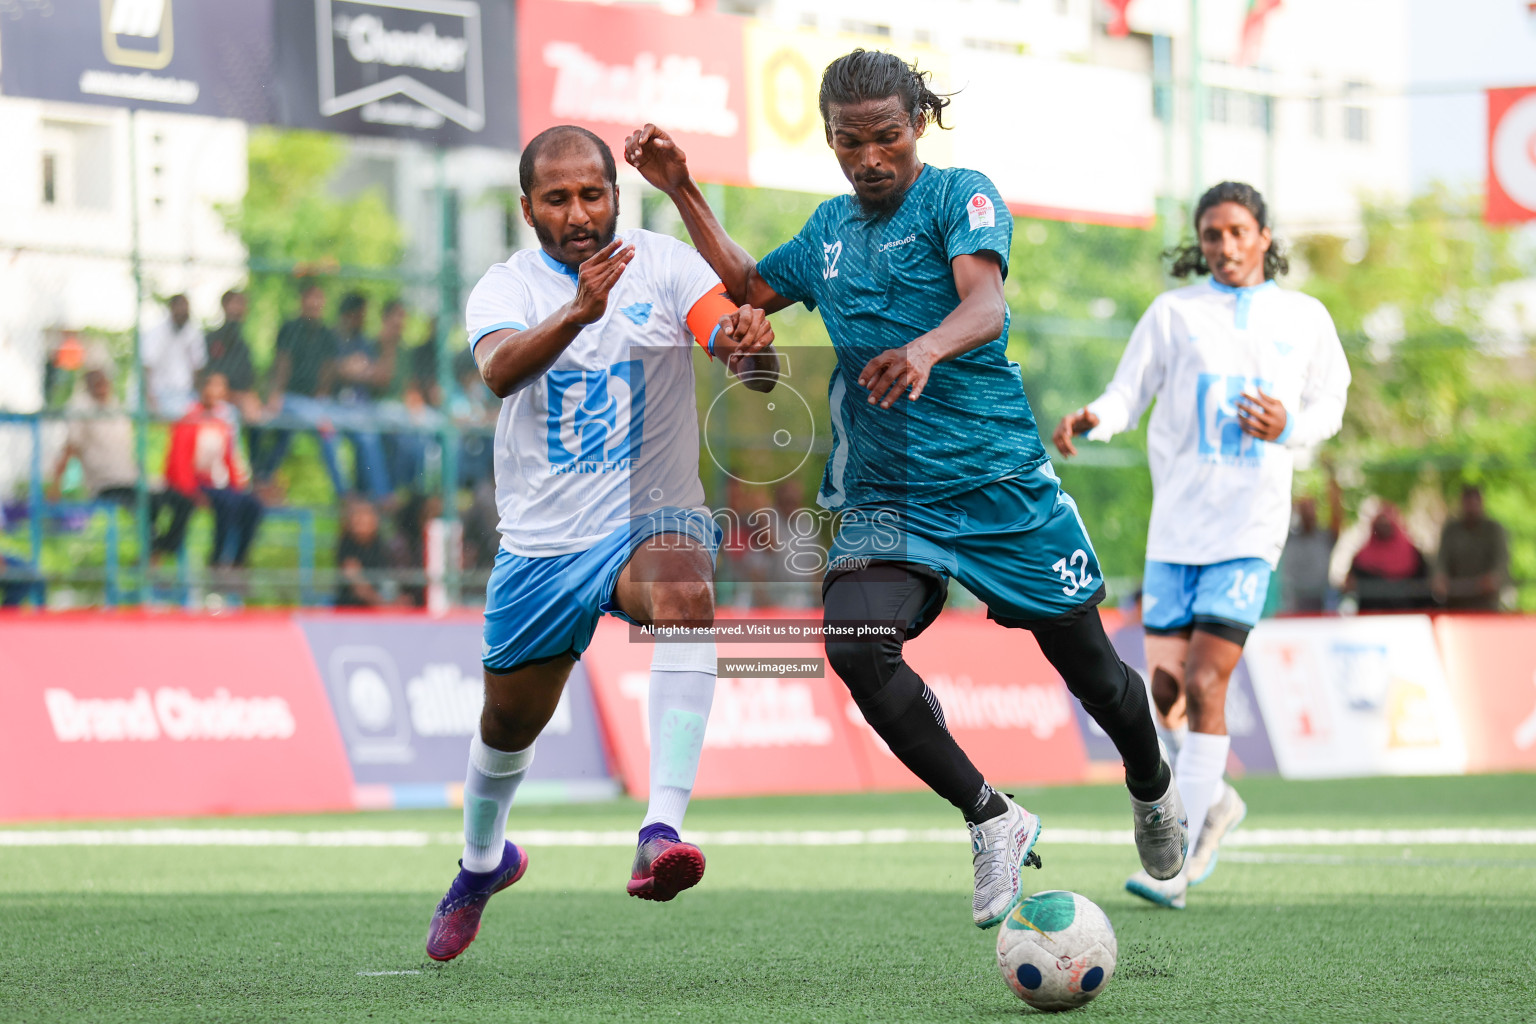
[2,774,1533,1023]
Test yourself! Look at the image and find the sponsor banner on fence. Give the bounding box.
[517,0,749,186]
[1487,86,1536,225]
[848,613,1090,790]
[583,615,867,798]
[1434,617,1536,773]
[1244,616,1468,779]
[297,615,612,796]
[1083,616,1278,776]
[0,617,353,821]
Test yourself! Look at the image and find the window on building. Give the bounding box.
[1208,87,1230,124]
[42,153,57,206]
[1344,82,1370,143]
[1251,93,1274,134]
[840,20,890,36]
[1311,95,1326,138]
[39,120,113,212]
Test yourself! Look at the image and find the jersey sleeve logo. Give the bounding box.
[966,192,995,229]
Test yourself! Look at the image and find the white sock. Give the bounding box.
[1165,724,1189,762]
[1175,731,1230,860]
[642,642,716,832]
[460,732,534,873]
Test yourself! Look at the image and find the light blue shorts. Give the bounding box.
[481,507,721,674]
[1141,557,1273,640]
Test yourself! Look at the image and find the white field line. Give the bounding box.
[1,827,1535,848]
[357,970,422,976]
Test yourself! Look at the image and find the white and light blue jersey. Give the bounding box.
[465,229,722,557]
[1085,279,1351,567]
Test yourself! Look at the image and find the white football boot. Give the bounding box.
[968,796,1043,929]
[1186,780,1247,887]
[1129,760,1189,881]
[1125,868,1188,909]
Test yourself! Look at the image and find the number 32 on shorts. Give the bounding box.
[1052,549,1094,596]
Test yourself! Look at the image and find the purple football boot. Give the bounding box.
[426,840,529,961]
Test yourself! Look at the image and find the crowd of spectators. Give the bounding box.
[1280,483,1512,614]
[35,281,501,607]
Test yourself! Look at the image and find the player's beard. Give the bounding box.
[531,211,618,268]
[852,174,909,219]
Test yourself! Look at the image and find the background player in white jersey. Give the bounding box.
[1054,181,1350,909]
[427,126,777,961]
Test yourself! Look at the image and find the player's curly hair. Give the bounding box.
[1166,181,1290,280]
[818,49,952,131]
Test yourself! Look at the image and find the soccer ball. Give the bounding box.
[996,890,1117,1011]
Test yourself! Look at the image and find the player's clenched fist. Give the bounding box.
[624,124,691,194]
[715,304,777,392]
[568,240,635,325]
[1052,408,1100,458]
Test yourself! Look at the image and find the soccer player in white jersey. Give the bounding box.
[426,126,777,961]
[1054,182,1350,909]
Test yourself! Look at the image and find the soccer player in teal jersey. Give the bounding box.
[627,49,1187,929]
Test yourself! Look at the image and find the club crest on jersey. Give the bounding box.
[545,360,647,474]
[967,192,995,229]
[620,302,653,325]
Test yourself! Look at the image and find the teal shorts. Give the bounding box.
[825,462,1105,635]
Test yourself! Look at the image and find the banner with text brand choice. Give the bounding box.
[0,618,353,821]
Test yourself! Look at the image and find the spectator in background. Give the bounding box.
[331,291,391,501]
[388,491,443,608]
[253,282,348,498]
[156,371,265,572]
[1435,485,1509,611]
[49,367,139,505]
[1280,475,1343,613]
[1346,503,1431,611]
[141,293,206,417]
[204,290,261,421]
[335,497,389,607]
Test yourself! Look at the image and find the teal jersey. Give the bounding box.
[757,164,1047,509]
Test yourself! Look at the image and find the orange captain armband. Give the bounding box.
[685,283,738,358]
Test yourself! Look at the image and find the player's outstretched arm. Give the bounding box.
[625,125,793,314]
[476,240,635,397]
[857,252,1007,409]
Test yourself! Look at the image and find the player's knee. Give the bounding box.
[1182,663,1227,717]
[1150,667,1182,717]
[648,579,714,628]
[825,637,902,701]
[480,702,540,752]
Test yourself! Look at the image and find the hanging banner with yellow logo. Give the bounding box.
[743,23,954,197]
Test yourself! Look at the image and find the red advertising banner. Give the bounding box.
[580,611,1089,800]
[581,615,868,799]
[0,617,354,821]
[517,0,750,187]
[1487,86,1536,224]
[1434,617,1536,773]
[844,614,1090,791]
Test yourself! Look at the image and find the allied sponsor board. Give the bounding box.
[1243,616,1468,779]
[272,0,517,146]
[1084,616,1278,776]
[583,615,868,798]
[518,0,748,186]
[1434,617,1536,773]
[297,616,613,797]
[0,0,276,120]
[0,617,353,820]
